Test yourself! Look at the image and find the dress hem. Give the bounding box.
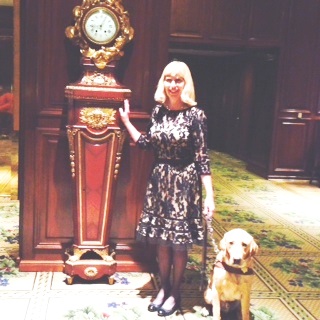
[136,232,204,251]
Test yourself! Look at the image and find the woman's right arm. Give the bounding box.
[119,99,141,143]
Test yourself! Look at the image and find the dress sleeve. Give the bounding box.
[136,132,151,150]
[136,105,158,150]
[191,109,211,175]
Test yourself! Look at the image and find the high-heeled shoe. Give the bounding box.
[148,287,170,312]
[147,302,163,312]
[157,297,180,317]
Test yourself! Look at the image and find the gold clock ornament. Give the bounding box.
[65,0,134,69]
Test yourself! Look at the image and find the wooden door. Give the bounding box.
[268,0,320,178]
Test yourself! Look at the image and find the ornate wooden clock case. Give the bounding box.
[64,0,134,285]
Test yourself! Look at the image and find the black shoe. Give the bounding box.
[157,304,178,317]
[147,302,162,312]
[157,297,180,317]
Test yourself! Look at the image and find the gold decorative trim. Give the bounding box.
[65,85,131,93]
[114,129,127,179]
[66,126,80,178]
[65,246,115,262]
[79,107,116,129]
[80,71,118,86]
[84,267,98,278]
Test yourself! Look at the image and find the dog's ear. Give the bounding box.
[249,239,259,256]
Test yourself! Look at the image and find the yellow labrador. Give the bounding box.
[204,228,258,320]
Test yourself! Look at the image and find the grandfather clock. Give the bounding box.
[64,0,134,284]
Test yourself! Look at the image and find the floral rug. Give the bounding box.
[0,200,19,287]
[0,151,320,319]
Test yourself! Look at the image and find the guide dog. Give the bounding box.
[204,228,259,320]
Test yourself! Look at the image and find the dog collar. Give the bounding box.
[215,261,254,275]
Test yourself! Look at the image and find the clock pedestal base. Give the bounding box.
[64,58,131,284]
[65,245,117,285]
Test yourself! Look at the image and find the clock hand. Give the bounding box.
[99,16,107,29]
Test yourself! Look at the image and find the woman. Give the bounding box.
[119,61,215,317]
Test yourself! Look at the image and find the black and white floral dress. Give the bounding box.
[136,104,211,250]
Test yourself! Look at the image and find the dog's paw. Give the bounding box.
[204,288,213,304]
[200,306,210,317]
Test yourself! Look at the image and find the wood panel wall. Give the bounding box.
[169,0,320,179]
[19,0,171,272]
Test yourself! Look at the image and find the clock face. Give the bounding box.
[83,8,119,45]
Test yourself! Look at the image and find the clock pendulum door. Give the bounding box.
[63,0,134,285]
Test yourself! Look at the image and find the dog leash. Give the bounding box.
[200,214,219,291]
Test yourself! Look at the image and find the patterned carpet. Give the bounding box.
[0,144,320,319]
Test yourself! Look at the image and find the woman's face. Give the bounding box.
[163,74,185,101]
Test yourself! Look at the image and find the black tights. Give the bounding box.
[153,245,188,307]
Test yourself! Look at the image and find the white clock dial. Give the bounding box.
[83,8,119,45]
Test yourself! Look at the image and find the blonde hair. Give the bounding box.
[154,61,197,106]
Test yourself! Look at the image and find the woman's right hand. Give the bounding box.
[119,99,130,124]
[119,99,141,142]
